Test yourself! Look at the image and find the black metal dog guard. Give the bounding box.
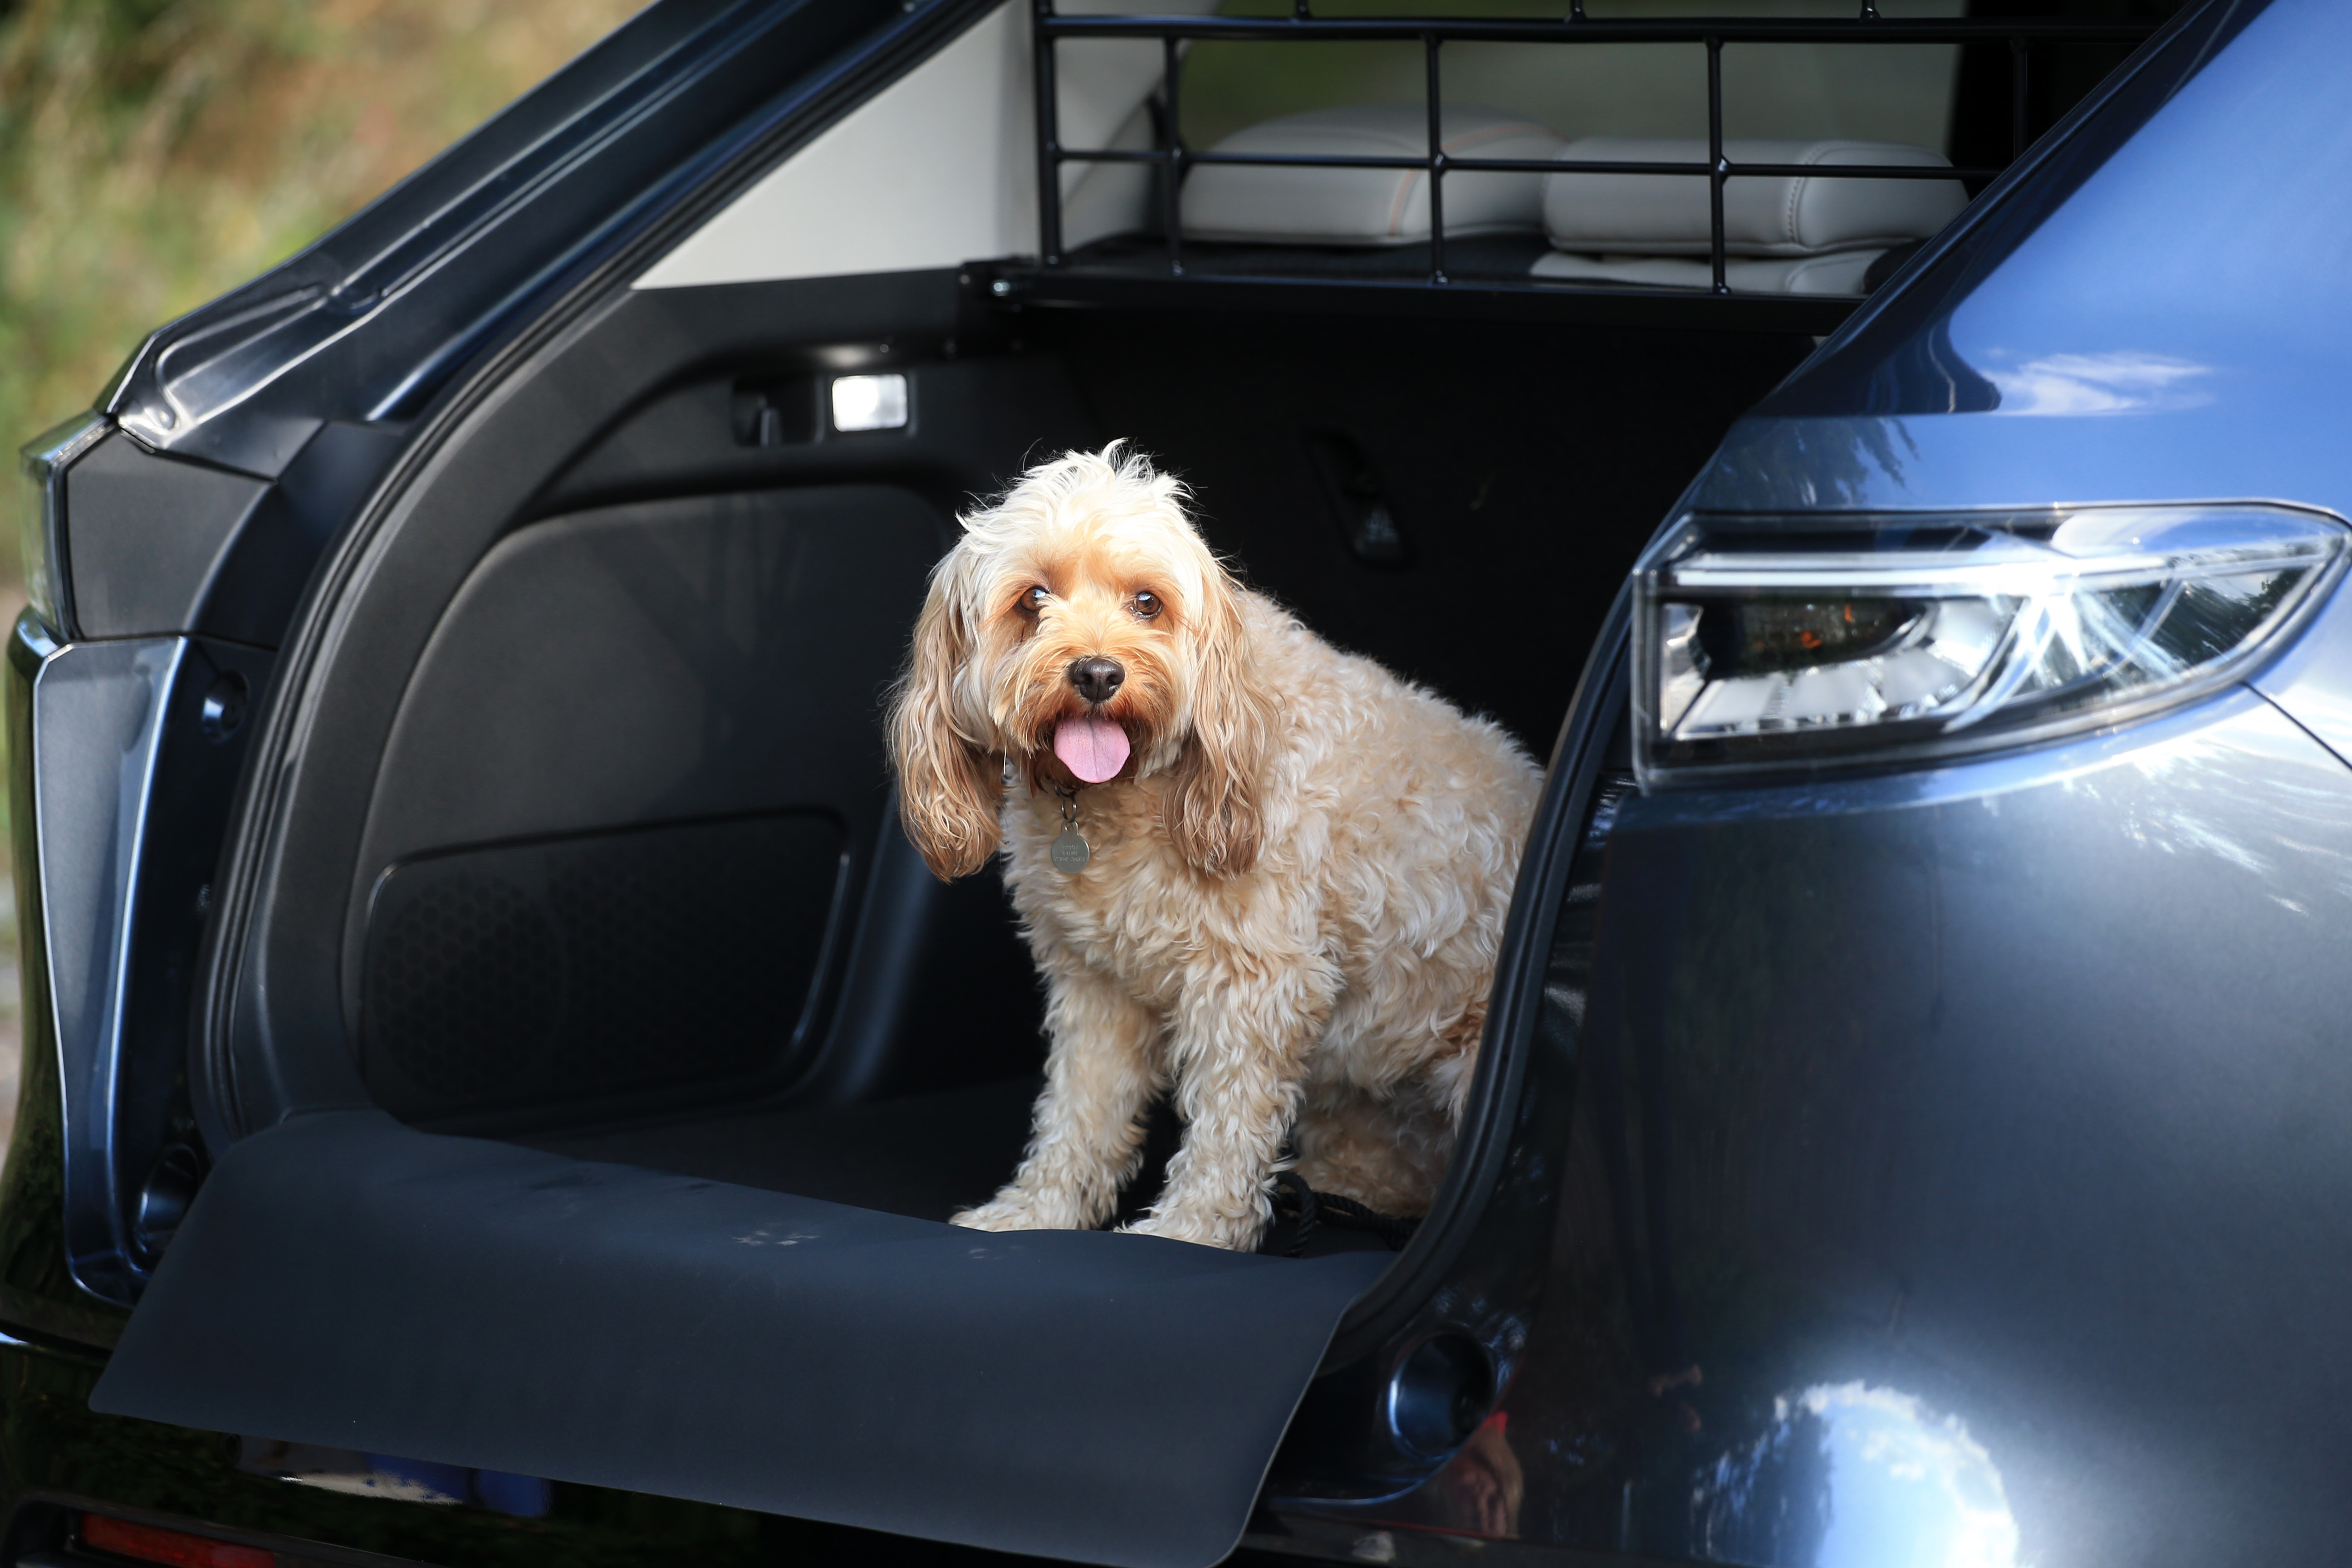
[1025,1,2169,313]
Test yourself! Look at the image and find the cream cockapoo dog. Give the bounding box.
[888,445,1541,1251]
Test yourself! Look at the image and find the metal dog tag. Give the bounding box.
[1051,828,1091,873]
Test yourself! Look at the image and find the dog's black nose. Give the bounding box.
[1068,657,1125,705]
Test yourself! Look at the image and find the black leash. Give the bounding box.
[1270,1170,1421,1258]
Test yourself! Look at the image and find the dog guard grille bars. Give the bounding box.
[1027,2,2167,310]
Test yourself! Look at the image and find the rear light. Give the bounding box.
[78,1514,273,1568]
[15,412,107,640]
[1633,504,2349,786]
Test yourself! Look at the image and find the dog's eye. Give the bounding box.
[1019,585,1050,615]
[1132,591,1162,619]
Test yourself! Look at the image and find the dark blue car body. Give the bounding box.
[9,2,2341,1566]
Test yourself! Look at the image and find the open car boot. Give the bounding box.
[11,3,2268,1568]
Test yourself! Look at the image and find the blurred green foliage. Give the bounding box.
[1180,0,1970,153]
[0,0,641,588]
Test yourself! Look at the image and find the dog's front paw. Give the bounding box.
[951,1197,1044,1232]
[952,1187,1100,1231]
[1117,1208,1260,1252]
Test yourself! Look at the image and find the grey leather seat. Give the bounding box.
[1536,136,1966,294]
[1172,111,1963,295]
[1179,103,1565,245]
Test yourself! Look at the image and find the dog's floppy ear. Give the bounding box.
[1162,567,1274,877]
[888,587,1004,880]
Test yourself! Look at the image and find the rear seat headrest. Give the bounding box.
[1544,137,1967,256]
[1181,104,1565,247]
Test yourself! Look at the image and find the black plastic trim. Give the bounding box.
[1324,588,1628,1366]
[101,0,1001,477]
[980,264,1861,337]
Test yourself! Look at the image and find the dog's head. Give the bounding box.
[888,443,1272,881]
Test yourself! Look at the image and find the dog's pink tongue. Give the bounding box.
[1054,714,1131,784]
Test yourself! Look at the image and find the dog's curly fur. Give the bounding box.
[888,445,1541,1251]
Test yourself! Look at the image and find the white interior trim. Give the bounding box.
[634,0,1205,290]
[635,4,1034,289]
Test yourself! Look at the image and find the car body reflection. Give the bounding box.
[1696,1383,2019,1568]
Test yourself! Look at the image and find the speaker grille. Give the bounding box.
[370,875,560,1105]
[362,812,848,1120]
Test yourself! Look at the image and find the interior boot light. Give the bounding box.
[830,372,908,432]
[1634,504,2348,786]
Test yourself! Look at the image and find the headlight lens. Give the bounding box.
[1635,504,2349,786]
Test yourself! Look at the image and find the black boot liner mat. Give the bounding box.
[93,1103,1390,1568]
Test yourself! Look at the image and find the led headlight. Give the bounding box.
[1634,504,2349,786]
